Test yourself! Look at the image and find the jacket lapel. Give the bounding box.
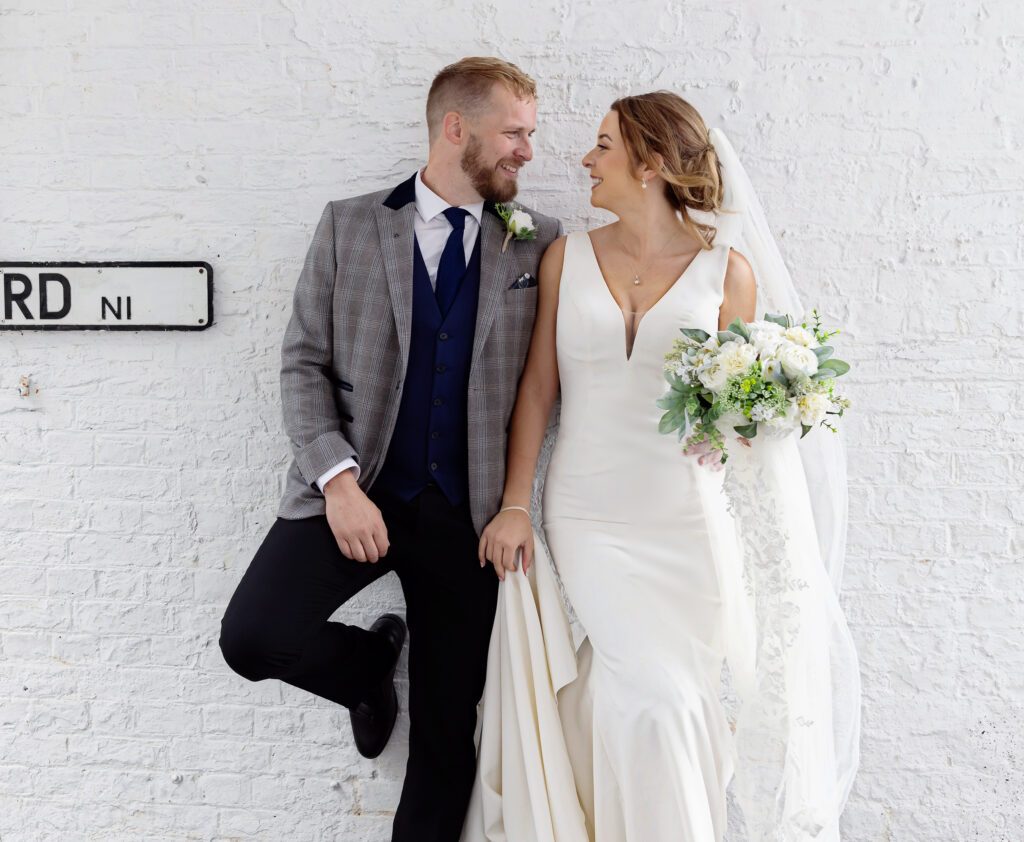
[472,205,512,368]
[377,176,511,371]
[376,175,418,366]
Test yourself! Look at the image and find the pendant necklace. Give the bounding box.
[624,226,686,285]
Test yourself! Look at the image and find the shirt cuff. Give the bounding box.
[316,458,360,492]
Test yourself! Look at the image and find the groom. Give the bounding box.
[218,57,561,840]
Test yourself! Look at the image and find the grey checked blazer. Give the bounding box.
[275,173,563,535]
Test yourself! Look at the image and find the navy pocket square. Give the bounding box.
[508,273,538,290]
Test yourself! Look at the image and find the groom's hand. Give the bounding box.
[323,471,390,563]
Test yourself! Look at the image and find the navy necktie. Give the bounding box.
[435,207,469,316]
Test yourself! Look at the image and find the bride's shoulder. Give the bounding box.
[540,232,569,274]
[722,246,757,316]
[724,247,754,284]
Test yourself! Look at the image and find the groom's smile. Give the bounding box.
[450,80,535,204]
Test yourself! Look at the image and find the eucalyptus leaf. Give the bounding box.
[658,407,687,434]
[818,358,850,376]
[813,345,834,362]
[717,331,741,345]
[765,312,790,329]
[727,318,751,341]
[681,328,710,343]
[800,423,812,438]
[734,422,758,438]
[676,409,690,440]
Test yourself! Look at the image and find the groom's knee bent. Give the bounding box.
[218,611,285,682]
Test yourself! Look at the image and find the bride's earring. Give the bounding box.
[640,178,648,190]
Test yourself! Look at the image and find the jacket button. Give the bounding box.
[430,462,439,471]
[435,364,446,373]
[433,397,443,407]
[439,332,449,340]
[431,431,440,439]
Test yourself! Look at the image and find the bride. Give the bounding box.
[461,92,861,841]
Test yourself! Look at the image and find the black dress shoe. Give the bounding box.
[349,613,407,759]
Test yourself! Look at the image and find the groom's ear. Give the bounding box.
[443,111,467,146]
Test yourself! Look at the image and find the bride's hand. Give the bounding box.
[683,438,724,471]
[683,436,750,471]
[478,509,534,581]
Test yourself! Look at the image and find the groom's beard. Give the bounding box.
[460,134,519,204]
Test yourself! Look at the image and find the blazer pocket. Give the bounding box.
[321,366,354,392]
[329,380,355,423]
[507,272,538,290]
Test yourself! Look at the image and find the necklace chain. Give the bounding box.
[621,226,686,286]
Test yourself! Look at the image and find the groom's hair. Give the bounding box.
[426,57,537,143]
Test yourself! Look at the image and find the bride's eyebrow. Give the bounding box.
[598,133,613,143]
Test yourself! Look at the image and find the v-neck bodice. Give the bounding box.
[547,230,730,521]
[583,230,714,361]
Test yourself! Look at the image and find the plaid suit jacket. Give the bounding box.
[275,173,563,535]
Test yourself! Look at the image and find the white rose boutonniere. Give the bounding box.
[494,202,537,253]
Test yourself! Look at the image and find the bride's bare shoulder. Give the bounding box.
[540,233,568,281]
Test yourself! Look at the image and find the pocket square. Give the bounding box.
[508,272,538,290]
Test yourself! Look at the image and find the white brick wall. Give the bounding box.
[2,0,1021,838]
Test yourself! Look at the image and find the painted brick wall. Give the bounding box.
[2,0,1021,839]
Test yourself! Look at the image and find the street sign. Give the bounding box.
[0,262,213,331]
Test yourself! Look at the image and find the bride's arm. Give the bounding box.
[478,235,566,580]
[718,247,757,328]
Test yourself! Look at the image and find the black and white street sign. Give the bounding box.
[0,262,213,331]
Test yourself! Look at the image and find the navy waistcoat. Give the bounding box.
[374,232,481,506]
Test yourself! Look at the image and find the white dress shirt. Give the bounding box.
[315,168,485,492]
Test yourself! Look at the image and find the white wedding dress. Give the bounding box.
[461,128,861,842]
[462,229,739,841]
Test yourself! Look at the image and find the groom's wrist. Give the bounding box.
[324,469,359,497]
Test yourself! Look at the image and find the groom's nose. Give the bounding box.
[515,137,533,162]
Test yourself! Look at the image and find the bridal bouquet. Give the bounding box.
[657,309,851,463]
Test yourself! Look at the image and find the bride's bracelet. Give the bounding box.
[499,505,530,517]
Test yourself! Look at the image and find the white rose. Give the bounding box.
[717,340,758,377]
[797,392,830,426]
[779,343,819,379]
[747,319,785,334]
[749,323,786,355]
[508,209,534,234]
[783,325,815,347]
[697,363,729,392]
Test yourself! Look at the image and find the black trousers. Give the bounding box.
[219,483,499,842]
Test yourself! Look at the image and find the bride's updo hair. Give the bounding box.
[610,91,724,249]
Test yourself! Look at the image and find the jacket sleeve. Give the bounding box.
[280,200,358,488]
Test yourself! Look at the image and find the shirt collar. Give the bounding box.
[414,167,484,226]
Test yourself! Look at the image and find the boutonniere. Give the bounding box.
[495,203,537,253]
